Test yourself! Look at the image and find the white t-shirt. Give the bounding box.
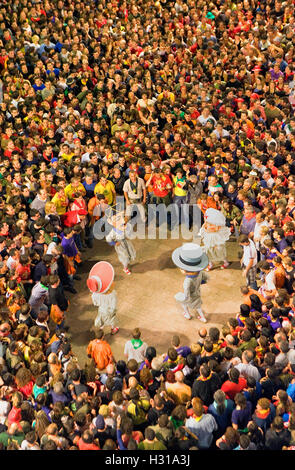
[264,270,276,291]
[253,221,269,249]
[124,339,147,363]
[0,400,10,425]
[46,241,57,255]
[242,239,257,267]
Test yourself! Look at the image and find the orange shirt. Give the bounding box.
[87,339,113,371]
[144,173,153,193]
[273,265,286,289]
[242,288,266,306]
[88,197,103,225]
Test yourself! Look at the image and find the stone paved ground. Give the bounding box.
[65,234,243,366]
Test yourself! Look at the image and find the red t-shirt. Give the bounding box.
[15,264,31,283]
[221,377,247,400]
[76,437,100,450]
[7,406,21,426]
[19,380,34,399]
[151,175,172,197]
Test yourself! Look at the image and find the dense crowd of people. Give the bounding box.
[1,0,295,452]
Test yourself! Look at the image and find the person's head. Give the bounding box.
[271,416,284,432]
[235,392,247,409]
[129,387,140,402]
[239,434,251,450]
[157,414,168,429]
[238,234,250,246]
[228,367,240,384]
[132,328,141,340]
[199,364,211,379]
[257,397,271,411]
[145,346,156,362]
[81,429,95,444]
[224,426,240,446]
[11,391,23,408]
[192,398,204,418]
[209,327,220,343]
[213,389,226,414]
[144,427,155,442]
[167,347,178,362]
[127,359,138,373]
[198,327,207,339]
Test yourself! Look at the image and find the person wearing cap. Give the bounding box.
[172,243,209,322]
[91,413,116,447]
[87,261,119,334]
[199,207,231,271]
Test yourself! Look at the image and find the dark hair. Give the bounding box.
[240,304,250,317]
[200,364,211,378]
[249,294,262,312]
[235,392,247,409]
[239,434,251,449]
[209,327,220,342]
[229,367,240,384]
[129,387,139,401]
[145,427,155,441]
[145,346,156,362]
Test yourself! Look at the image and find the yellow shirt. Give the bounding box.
[51,193,68,215]
[94,181,115,205]
[64,183,86,201]
[173,176,187,197]
[60,152,74,161]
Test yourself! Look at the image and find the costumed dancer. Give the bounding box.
[86,261,119,334]
[172,243,209,322]
[106,210,136,275]
[199,207,231,271]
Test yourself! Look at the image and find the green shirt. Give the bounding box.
[138,439,167,450]
[0,431,25,448]
[238,337,258,353]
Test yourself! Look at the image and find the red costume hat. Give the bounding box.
[87,261,114,294]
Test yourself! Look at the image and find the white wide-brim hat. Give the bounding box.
[204,208,226,226]
[172,243,209,272]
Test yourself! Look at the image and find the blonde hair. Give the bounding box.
[190,343,202,355]
[260,226,269,235]
[45,202,56,215]
[283,256,293,268]
[99,405,109,417]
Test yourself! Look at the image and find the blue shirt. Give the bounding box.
[231,401,252,429]
[287,382,295,402]
[32,83,45,92]
[208,399,235,435]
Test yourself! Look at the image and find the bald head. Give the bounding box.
[225,334,235,345]
[199,328,207,338]
[175,371,184,383]
[106,363,115,375]
[128,376,138,388]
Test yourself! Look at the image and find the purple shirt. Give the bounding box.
[61,235,78,257]
[240,216,256,235]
